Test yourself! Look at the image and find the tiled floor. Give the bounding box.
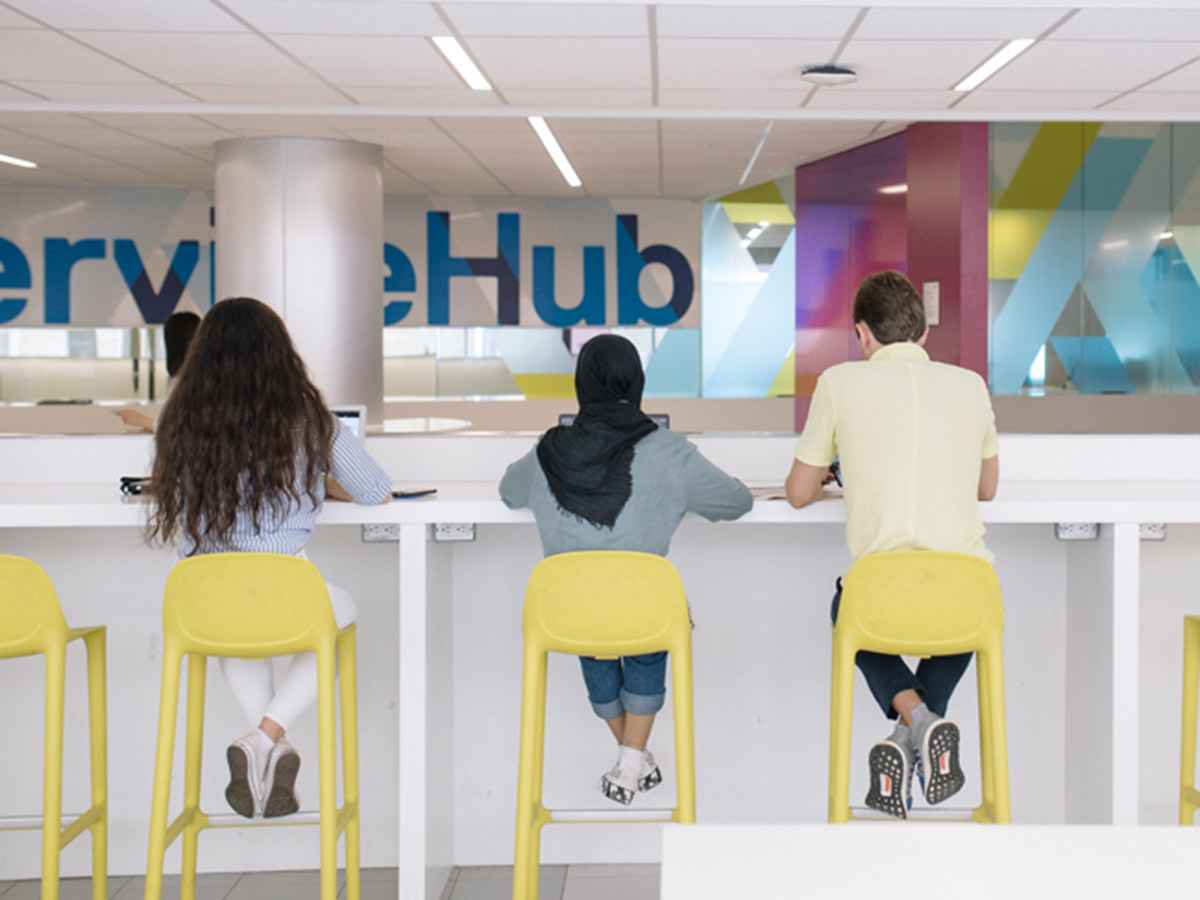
[0,864,661,900]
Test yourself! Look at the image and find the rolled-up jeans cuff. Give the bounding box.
[620,688,665,716]
[590,697,624,719]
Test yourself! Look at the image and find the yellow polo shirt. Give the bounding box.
[794,342,998,564]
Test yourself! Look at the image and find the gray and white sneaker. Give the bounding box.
[865,737,913,819]
[225,732,264,819]
[262,738,301,818]
[916,717,964,804]
[600,747,661,806]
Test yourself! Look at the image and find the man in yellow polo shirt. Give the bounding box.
[785,270,999,818]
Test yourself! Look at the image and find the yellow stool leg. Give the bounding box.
[827,633,856,823]
[975,652,995,822]
[672,643,697,823]
[84,629,108,900]
[41,647,66,900]
[317,646,339,900]
[340,629,361,900]
[1181,618,1200,825]
[180,654,208,900]
[146,647,184,900]
[985,646,1010,823]
[513,650,548,900]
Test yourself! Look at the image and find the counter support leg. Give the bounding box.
[1110,521,1141,825]
[399,524,428,900]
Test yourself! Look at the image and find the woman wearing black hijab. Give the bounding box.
[500,334,752,804]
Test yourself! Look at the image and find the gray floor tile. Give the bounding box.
[449,866,566,900]
[2,876,129,900]
[116,872,241,899]
[565,864,660,880]
[561,874,658,900]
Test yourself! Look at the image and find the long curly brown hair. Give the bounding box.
[148,297,334,552]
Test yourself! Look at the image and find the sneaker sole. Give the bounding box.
[638,762,662,792]
[263,750,301,818]
[599,774,635,806]
[922,720,965,804]
[865,742,909,819]
[225,744,256,819]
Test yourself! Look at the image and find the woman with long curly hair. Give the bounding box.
[149,296,391,819]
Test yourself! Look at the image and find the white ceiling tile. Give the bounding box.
[549,118,656,133]
[118,128,233,151]
[659,119,770,135]
[0,82,44,100]
[954,89,1116,111]
[658,89,807,109]
[446,3,646,37]
[3,124,158,148]
[226,1,444,36]
[657,38,842,91]
[195,115,341,137]
[468,37,649,90]
[983,40,1200,92]
[1051,9,1200,42]
[555,131,658,154]
[806,88,958,110]
[856,7,1068,40]
[434,117,533,133]
[0,167,105,187]
[0,31,150,82]
[77,113,215,129]
[501,89,653,108]
[11,82,197,103]
[1102,91,1200,112]
[656,4,859,39]
[420,181,511,196]
[1142,58,1200,92]
[0,112,96,127]
[485,155,562,174]
[385,147,481,168]
[0,6,40,27]
[71,32,324,86]
[6,0,246,31]
[836,38,1007,90]
[335,128,458,149]
[583,179,661,196]
[451,130,545,153]
[767,119,879,136]
[272,34,463,88]
[342,87,504,107]
[178,83,353,105]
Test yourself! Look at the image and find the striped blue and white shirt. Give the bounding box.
[180,418,391,557]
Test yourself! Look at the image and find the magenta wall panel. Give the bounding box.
[906,122,990,378]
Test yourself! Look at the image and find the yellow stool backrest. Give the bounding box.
[523,550,690,658]
[163,552,336,657]
[837,551,1004,657]
[0,554,70,658]
[829,550,1009,824]
[515,551,696,900]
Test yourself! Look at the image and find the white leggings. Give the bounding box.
[218,578,357,733]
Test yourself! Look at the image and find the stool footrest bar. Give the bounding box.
[549,808,676,823]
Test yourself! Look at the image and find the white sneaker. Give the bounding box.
[262,738,301,818]
[225,732,264,819]
[600,746,661,806]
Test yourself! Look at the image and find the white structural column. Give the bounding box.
[214,138,384,424]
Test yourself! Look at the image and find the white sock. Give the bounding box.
[253,729,276,781]
[616,745,644,783]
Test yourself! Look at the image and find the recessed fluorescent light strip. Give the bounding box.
[432,36,492,91]
[0,153,36,169]
[954,38,1035,92]
[528,116,581,188]
[878,183,907,195]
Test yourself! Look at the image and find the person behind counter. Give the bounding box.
[785,270,999,818]
[146,296,392,819]
[499,334,752,805]
[116,310,201,432]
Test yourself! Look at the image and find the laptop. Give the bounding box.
[332,404,367,445]
[558,413,669,429]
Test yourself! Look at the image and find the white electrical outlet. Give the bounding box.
[1139,522,1167,541]
[433,523,476,542]
[1054,522,1099,541]
[361,523,400,543]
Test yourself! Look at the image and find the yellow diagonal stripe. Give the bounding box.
[512,374,575,399]
[720,181,795,225]
[991,123,1102,279]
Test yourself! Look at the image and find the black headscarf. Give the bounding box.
[536,334,658,528]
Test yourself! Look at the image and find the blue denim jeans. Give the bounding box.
[831,579,972,720]
[579,652,667,719]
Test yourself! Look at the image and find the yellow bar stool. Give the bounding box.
[514,551,696,900]
[828,550,1010,824]
[144,553,360,900]
[1180,616,1200,824]
[0,554,106,900]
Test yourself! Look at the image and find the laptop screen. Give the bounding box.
[331,405,367,445]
